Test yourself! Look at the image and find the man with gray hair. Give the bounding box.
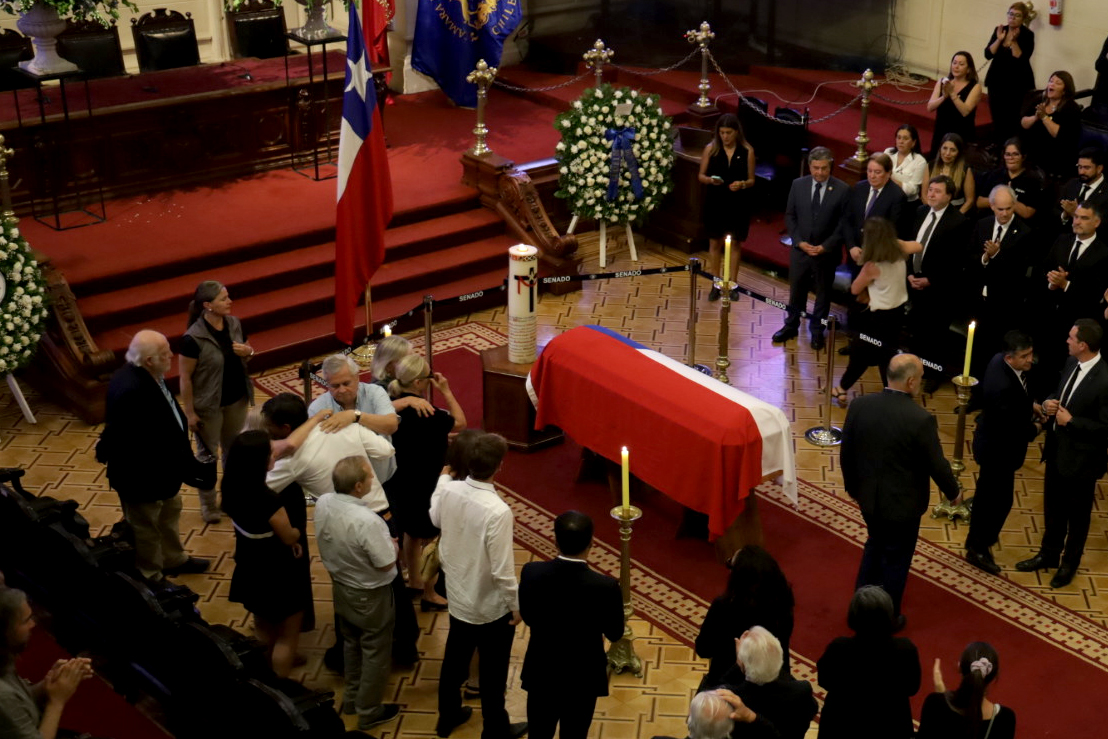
[775,146,850,350]
[97,330,210,581]
[965,184,1033,369]
[714,627,817,739]
[653,688,776,739]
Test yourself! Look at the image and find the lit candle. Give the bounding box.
[962,321,975,378]
[383,324,392,338]
[621,446,630,514]
[722,234,732,286]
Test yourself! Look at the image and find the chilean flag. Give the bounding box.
[335,1,393,346]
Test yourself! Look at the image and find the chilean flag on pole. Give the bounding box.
[335,1,393,346]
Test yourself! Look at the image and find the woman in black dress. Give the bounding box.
[974,137,1043,225]
[816,586,921,739]
[384,354,466,611]
[918,642,1015,739]
[1020,70,1082,181]
[697,113,755,301]
[222,430,310,678]
[927,51,982,157]
[929,133,976,214]
[983,3,1035,148]
[694,545,794,690]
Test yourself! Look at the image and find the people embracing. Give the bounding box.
[179,280,254,524]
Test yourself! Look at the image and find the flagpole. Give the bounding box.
[351,282,376,365]
[364,283,373,341]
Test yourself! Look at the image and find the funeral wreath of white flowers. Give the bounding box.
[0,219,49,375]
[554,84,675,224]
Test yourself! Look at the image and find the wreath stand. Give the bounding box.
[4,374,36,423]
[565,216,639,269]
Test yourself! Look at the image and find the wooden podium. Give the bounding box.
[481,345,563,451]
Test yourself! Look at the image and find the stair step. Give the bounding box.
[78,208,506,333]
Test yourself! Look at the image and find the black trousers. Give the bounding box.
[784,249,836,331]
[856,516,920,616]
[438,612,516,739]
[526,691,598,739]
[966,462,1017,552]
[1041,461,1097,567]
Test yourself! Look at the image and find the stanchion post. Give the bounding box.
[804,316,843,446]
[606,505,643,676]
[851,69,877,163]
[685,22,716,111]
[466,60,497,157]
[714,279,732,385]
[688,258,699,367]
[583,39,614,88]
[932,374,976,520]
[423,295,434,373]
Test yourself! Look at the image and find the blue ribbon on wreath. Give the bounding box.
[604,127,645,202]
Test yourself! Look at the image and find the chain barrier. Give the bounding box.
[872,91,931,106]
[493,71,592,93]
[610,48,700,77]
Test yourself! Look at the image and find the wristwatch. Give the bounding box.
[353,409,362,423]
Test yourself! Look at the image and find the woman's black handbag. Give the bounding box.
[185,432,218,490]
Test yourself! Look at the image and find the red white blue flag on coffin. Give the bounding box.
[335,1,393,346]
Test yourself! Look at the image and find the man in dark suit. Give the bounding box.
[1033,203,1108,397]
[838,153,909,252]
[1017,319,1108,587]
[906,175,972,392]
[1057,147,1107,232]
[520,511,623,739]
[98,330,210,582]
[965,331,1040,575]
[840,354,961,623]
[965,185,1035,372]
[773,147,850,350]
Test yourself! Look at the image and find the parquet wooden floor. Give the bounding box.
[1,232,1104,738]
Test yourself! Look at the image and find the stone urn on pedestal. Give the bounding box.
[16,1,77,75]
[292,0,339,40]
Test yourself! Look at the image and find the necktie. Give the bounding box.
[864,187,878,217]
[1068,239,1082,270]
[810,181,822,241]
[1078,183,1090,203]
[994,223,1003,243]
[1060,365,1081,407]
[1019,372,1028,393]
[913,212,937,273]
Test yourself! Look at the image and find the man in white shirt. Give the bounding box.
[1017,319,1108,588]
[316,456,401,730]
[429,433,527,739]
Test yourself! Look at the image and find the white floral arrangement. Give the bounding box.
[554,84,675,224]
[0,219,49,375]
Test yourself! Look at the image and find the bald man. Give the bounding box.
[98,330,210,582]
[840,354,960,626]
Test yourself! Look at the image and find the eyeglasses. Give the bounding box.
[1003,152,1021,157]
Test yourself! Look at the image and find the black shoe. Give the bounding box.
[462,683,480,700]
[707,286,721,302]
[508,722,529,739]
[772,326,798,343]
[965,549,1001,575]
[436,707,473,738]
[729,287,740,301]
[1015,554,1058,572]
[838,344,851,356]
[421,598,449,612]
[324,642,344,673]
[1050,565,1076,589]
[163,556,211,576]
[810,332,826,351]
[359,704,401,730]
[893,613,907,633]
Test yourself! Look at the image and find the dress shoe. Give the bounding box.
[324,642,344,673]
[1050,565,1076,589]
[965,549,1001,575]
[772,326,798,343]
[1015,554,1058,572]
[729,287,740,301]
[359,704,401,730]
[810,331,826,351]
[163,556,211,576]
[421,598,449,612]
[436,707,473,737]
[508,722,529,739]
[838,344,851,356]
[893,613,907,633]
[707,286,721,302]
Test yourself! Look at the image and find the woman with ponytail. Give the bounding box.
[917,641,1015,738]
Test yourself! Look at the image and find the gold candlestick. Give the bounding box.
[466,60,498,157]
[685,22,716,110]
[715,282,732,385]
[851,69,877,163]
[583,39,614,88]
[932,374,976,520]
[607,505,643,677]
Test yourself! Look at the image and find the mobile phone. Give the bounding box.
[710,175,723,181]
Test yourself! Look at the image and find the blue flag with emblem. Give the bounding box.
[412,0,521,108]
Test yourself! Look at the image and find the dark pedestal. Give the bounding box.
[481,345,563,451]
